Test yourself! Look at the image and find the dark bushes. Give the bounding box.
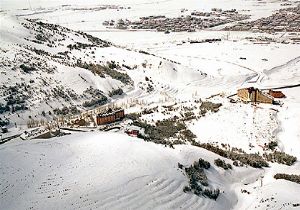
[214,158,232,170]
[126,113,141,121]
[0,103,10,114]
[109,88,124,97]
[12,104,28,112]
[0,118,9,127]
[203,189,220,200]
[133,119,196,146]
[185,166,208,187]
[267,141,278,150]
[67,42,94,50]
[139,50,150,55]
[183,186,191,193]
[197,158,211,170]
[263,151,297,166]
[107,61,119,69]
[200,101,222,115]
[180,129,196,141]
[192,142,269,168]
[180,159,220,200]
[274,173,300,184]
[82,96,108,108]
[20,64,36,73]
[53,106,79,115]
[191,142,296,168]
[76,62,133,85]
[104,66,132,85]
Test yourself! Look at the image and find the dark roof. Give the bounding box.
[97,109,124,117]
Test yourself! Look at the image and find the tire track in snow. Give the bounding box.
[126,179,183,209]
[263,56,300,77]
[100,178,177,209]
[99,177,169,207]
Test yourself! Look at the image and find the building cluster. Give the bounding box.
[72,5,130,11]
[244,32,300,44]
[69,108,125,128]
[226,5,300,33]
[237,87,285,104]
[103,8,249,33]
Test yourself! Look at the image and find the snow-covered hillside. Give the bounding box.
[0,13,211,130]
[1,132,300,210]
[1,0,300,209]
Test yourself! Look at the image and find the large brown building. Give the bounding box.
[237,87,274,104]
[96,109,125,125]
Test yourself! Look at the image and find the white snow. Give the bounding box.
[0,132,238,210]
[1,0,300,209]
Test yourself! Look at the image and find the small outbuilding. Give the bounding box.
[126,130,139,137]
[268,89,286,98]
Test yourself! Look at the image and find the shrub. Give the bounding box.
[200,101,222,114]
[183,111,196,121]
[76,63,133,84]
[0,118,9,127]
[126,113,141,121]
[104,67,132,85]
[203,189,220,200]
[263,151,297,166]
[180,159,220,200]
[192,142,269,168]
[185,165,208,188]
[53,106,80,115]
[142,107,156,115]
[274,173,300,184]
[268,141,278,150]
[109,88,124,97]
[133,119,195,146]
[197,158,211,169]
[0,103,10,114]
[178,163,184,169]
[233,160,239,167]
[180,129,197,141]
[122,64,132,70]
[12,104,28,112]
[214,158,232,170]
[20,64,36,73]
[107,61,118,69]
[82,96,108,108]
[146,84,154,93]
[141,62,147,68]
[183,186,191,192]
[139,50,150,55]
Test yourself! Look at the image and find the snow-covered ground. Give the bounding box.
[1,132,300,210]
[1,0,300,209]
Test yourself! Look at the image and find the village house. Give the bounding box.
[237,87,274,104]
